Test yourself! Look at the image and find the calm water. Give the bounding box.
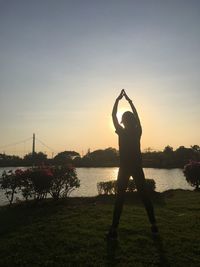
[0,167,192,205]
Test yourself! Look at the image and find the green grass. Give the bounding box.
[0,190,200,267]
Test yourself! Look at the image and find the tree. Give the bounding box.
[82,147,119,167]
[73,156,82,166]
[175,146,194,167]
[144,147,154,153]
[163,146,173,154]
[191,145,200,152]
[183,161,200,190]
[24,152,48,165]
[53,151,80,165]
[0,153,22,167]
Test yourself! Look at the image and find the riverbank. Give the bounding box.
[0,168,193,206]
[0,190,199,266]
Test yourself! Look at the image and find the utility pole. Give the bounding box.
[32,133,35,167]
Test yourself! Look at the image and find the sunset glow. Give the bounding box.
[0,1,199,157]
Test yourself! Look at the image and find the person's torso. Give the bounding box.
[118,127,142,168]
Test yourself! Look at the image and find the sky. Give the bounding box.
[0,0,200,157]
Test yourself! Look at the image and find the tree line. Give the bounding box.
[0,145,200,168]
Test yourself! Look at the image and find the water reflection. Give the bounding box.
[71,167,193,197]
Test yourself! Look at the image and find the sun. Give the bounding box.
[118,107,131,124]
[116,109,125,124]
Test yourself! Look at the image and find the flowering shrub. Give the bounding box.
[183,161,200,190]
[49,165,80,199]
[27,168,53,200]
[0,165,80,205]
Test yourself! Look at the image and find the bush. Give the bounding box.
[145,179,156,192]
[183,161,200,190]
[0,165,80,205]
[127,179,136,192]
[29,168,53,200]
[49,165,80,199]
[97,181,116,195]
[0,169,24,205]
[97,178,156,195]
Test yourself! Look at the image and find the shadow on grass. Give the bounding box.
[105,235,171,266]
[0,199,65,237]
[153,235,171,267]
[106,238,120,266]
[96,191,166,206]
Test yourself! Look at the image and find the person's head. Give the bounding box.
[121,111,137,129]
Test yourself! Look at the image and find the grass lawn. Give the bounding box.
[0,190,200,267]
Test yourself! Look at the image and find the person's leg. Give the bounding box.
[108,168,130,237]
[132,168,157,228]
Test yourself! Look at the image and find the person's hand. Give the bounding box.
[123,90,131,102]
[116,89,125,101]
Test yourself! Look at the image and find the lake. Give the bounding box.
[0,167,192,205]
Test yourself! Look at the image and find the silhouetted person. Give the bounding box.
[107,89,158,239]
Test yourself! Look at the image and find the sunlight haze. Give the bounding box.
[0,0,199,157]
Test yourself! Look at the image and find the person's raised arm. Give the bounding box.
[124,91,142,135]
[112,90,124,130]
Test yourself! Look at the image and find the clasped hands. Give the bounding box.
[116,89,131,102]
